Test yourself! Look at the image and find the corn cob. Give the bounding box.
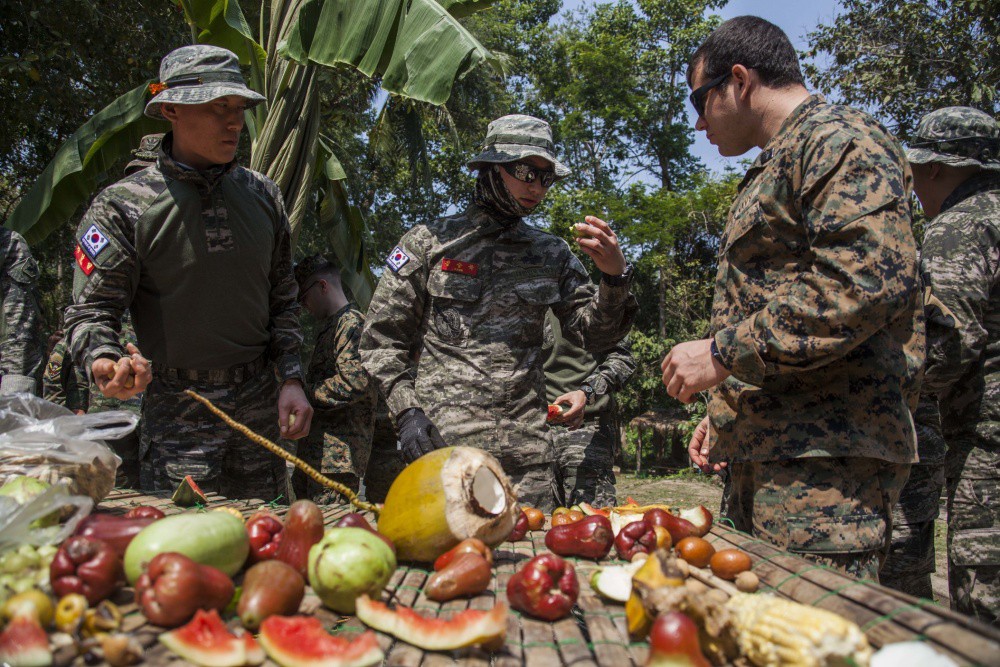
[725,593,872,667]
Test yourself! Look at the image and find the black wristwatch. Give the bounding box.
[581,383,596,406]
[601,262,633,287]
[710,338,728,369]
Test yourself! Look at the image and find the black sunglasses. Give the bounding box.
[500,161,557,188]
[689,72,731,118]
[297,280,321,303]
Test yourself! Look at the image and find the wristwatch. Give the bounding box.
[601,262,634,287]
[581,383,596,406]
[710,338,728,369]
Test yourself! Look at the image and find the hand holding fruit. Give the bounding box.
[92,343,150,400]
[549,391,585,429]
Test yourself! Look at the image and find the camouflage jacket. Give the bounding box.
[708,95,923,464]
[0,229,45,395]
[87,315,142,414]
[360,203,637,468]
[543,309,635,417]
[921,171,1000,442]
[63,133,302,382]
[42,339,90,411]
[304,304,376,476]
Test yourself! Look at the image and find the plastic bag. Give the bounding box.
[0,483,92,550]
[0,394,138,503]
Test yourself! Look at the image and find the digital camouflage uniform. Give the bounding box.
[710,96,923,581]
[43,338,90,413]
[543,309,635,507]
[880,395,945,598]
[361,117,637,513]
[910,107,1000,625]
[0,229,45,396]
[64,46,300,502]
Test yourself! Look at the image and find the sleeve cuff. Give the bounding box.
[715,321,767,387]
[0,375,38,396]
[275,355,305,384]
[386,383,420,418]
[597,280,631,306]
[84,345,127,382]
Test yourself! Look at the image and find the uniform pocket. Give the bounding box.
[7,255,39,284]
[785,513,886,555]
[427,271,482,346]
[514,277,560,305]
[427,271,482,301]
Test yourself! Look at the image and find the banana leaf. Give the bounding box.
[317,137,376,309]
[278,0,501,105]
[5,82,166,245]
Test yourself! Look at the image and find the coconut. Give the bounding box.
[376,447,519,563]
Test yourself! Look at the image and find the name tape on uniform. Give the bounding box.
[441,258,479,277]
[386,246,410,273]
[74,244,95,276]
[80,224,109,259]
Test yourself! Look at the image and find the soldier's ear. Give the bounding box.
[160,104,179,122]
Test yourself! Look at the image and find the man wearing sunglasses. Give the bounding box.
[660,16,923,581]
[361,114,637,511]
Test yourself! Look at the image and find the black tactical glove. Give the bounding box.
[397,408,447,462]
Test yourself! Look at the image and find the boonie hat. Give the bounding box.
[907,106,1000,172]
[124,133,164,175]
[145,45,265,120]
[294,254,336,289]
[467,114,571,179]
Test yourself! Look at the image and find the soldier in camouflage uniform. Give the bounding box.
[664,17,922,580]
[880,396,946,599]
[361,115,637,511]
[293,254,376,503]
[908,106,1000,625]
[43,333,90,413]
[362,401,404,503]
[543,309,635,507]
[0,228,45,395]
[64,45,313,501]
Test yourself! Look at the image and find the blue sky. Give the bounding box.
[560,0,843,174]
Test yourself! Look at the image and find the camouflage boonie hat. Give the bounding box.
[907,106,1000,171]
[293,254,336,289]
[124,133,164,175]
[467,114,571,179]
[144,45,265,120]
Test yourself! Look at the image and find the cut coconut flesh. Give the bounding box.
[471,466,506,516]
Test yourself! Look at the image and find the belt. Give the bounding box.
[158,355,270,384]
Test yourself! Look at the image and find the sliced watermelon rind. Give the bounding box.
[258,616,383,667]
[158,609,248,667]
[355,595,507,651]
[172,474,208,506]
[0,616,51,667]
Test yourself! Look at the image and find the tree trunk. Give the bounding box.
[658,263,667,338]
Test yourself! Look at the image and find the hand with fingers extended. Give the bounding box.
[574,216,627,277]
[397,407,447,462]
[687,415,727,473]
[91,343,151,400]
[660,338,730,404]
[550,390,586,430]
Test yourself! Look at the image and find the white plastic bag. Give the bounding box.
[0,483,92,550]
[0,394,138,503]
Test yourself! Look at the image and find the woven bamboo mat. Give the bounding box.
[78,490,1000,667]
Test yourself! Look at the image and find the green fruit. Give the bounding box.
[307,528,396,614]
[124,511,249,584]
[0,477,57,528]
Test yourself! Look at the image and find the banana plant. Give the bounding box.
[6,0,500,308]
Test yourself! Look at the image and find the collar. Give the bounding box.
[940,171,1000,214]
[318,303,354,335]
[467,202,531,240]
[737,95,825,193]
[157,132,237,190]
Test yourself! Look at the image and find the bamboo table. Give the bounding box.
[78,490,1000,667]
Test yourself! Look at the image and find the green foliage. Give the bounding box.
[804,0,999,139]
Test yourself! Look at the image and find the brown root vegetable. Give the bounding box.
[709,549,752,581]
[675,537,715,568]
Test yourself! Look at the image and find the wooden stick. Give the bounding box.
[185,389,380,515]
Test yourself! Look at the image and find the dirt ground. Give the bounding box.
[617,471,950,605]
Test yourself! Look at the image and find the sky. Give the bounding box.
[560,0,843,174]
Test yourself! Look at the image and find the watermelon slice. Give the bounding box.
[546,404,565,421]
[578,502,611,517]
[172,475,209,507]
[159,609,262,667]
[0,615,51,667]
[258,616,383,667]
[355,595,507,651]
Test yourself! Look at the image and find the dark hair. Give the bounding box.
[688,16,804,89]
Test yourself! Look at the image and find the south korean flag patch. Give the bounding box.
[386,246,410,273]
[80,224,110,259]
